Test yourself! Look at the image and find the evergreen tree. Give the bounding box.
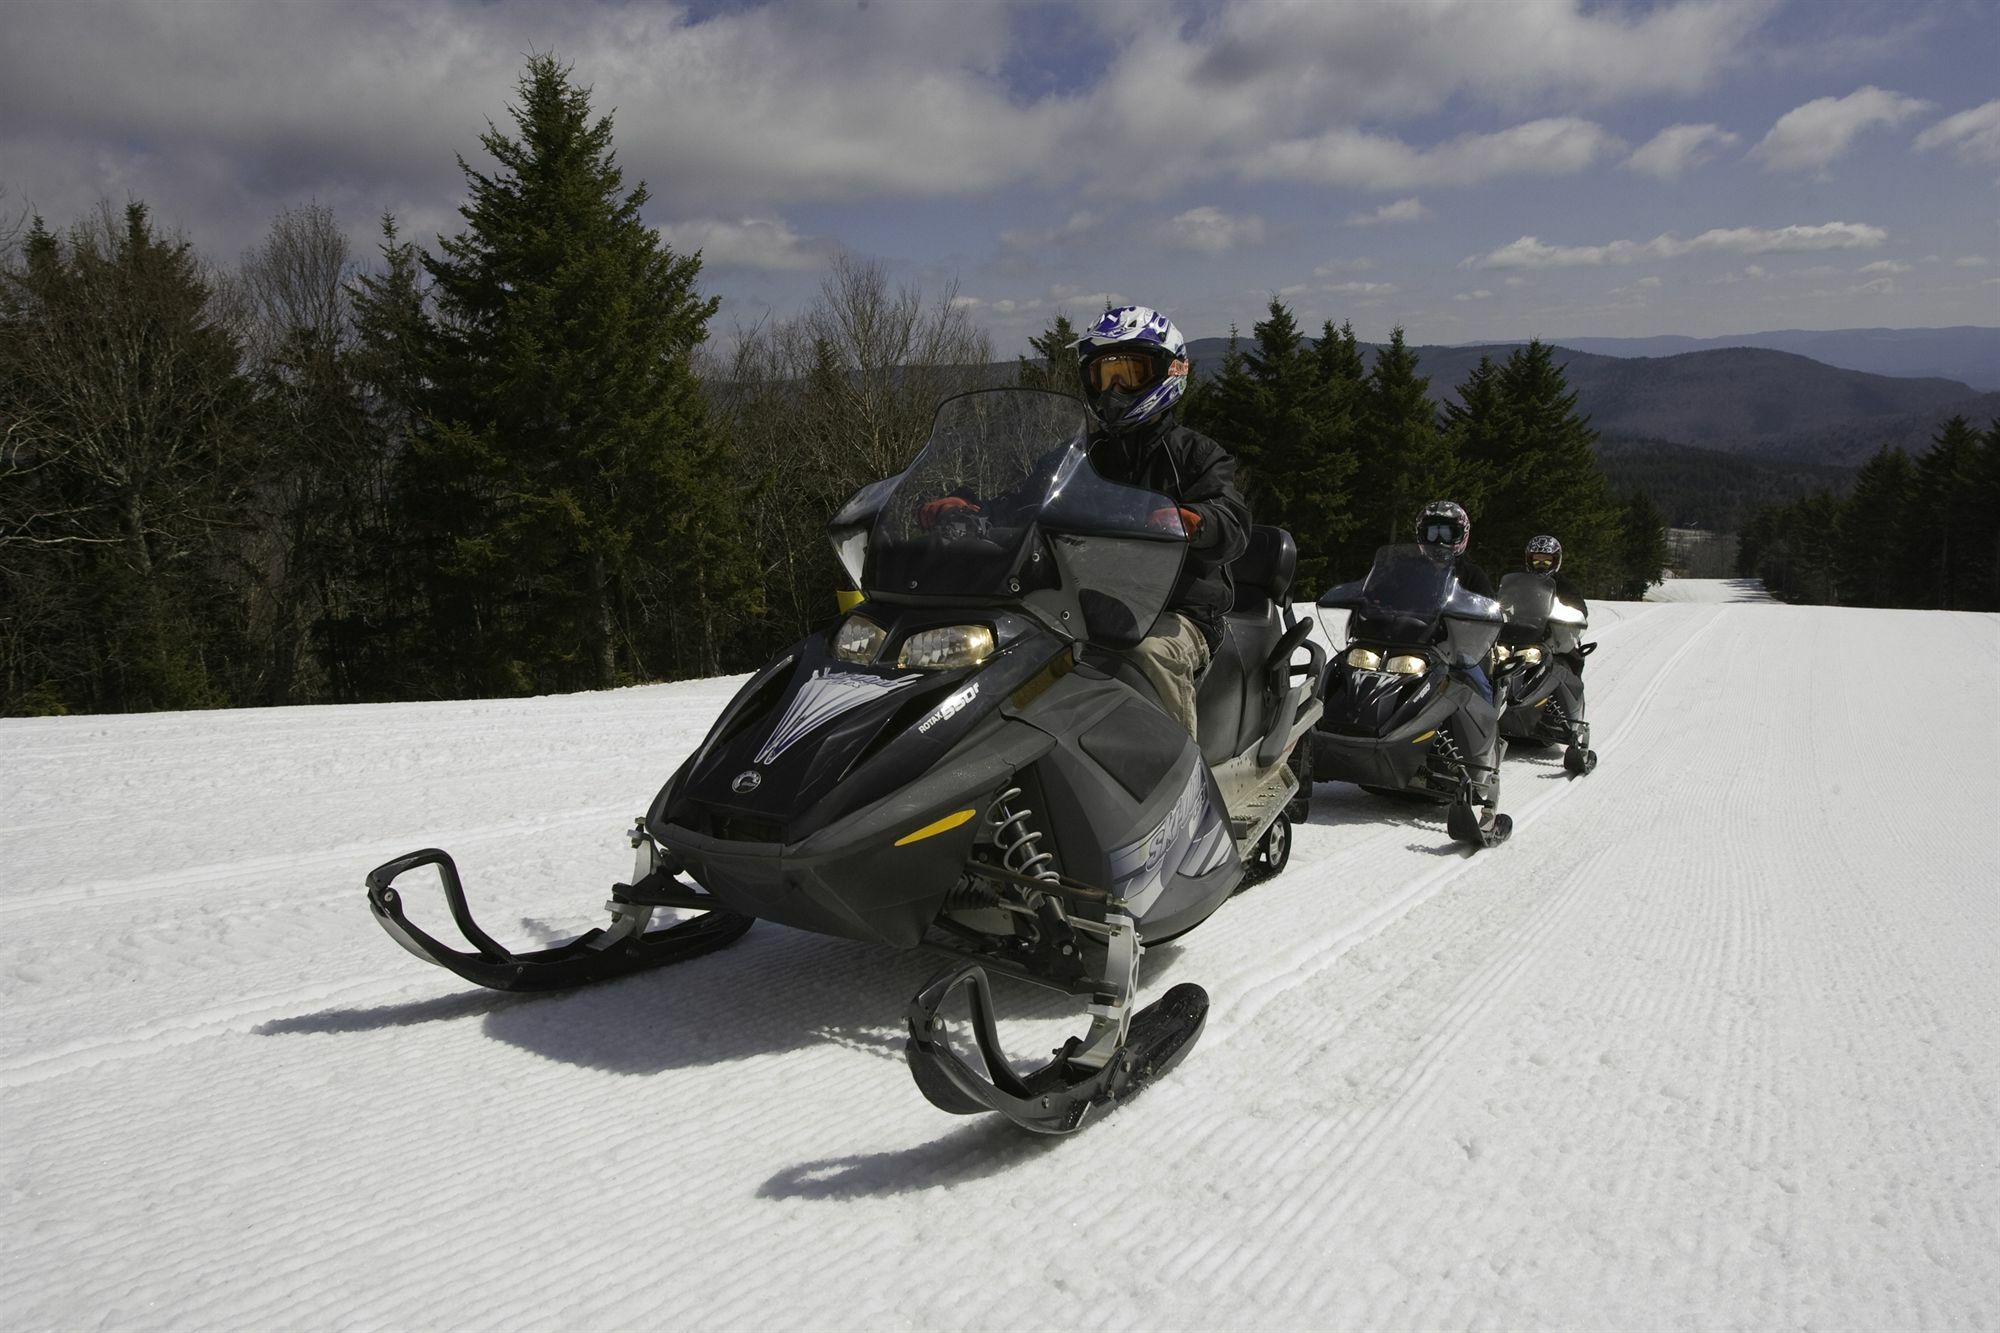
[1184,302,1356,590]
[1468,341,1623,595]
[1977,420,2000,611]
[334,216,434,698]
[1613,490,1669,599]
[1896,416,1982,610]
[1016,313,1081,398]
[1346,328,1452,578]
[1832,446,1913,607]
[414,54,751,694]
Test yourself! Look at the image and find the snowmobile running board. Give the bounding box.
[905,963,1209,1135]
[364,844,753,994]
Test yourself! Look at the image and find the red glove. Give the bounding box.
[1149,506,1202,538]
[919,496,980,530]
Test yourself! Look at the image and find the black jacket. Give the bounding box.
[1454,555,1496,600]
[1088,418,1252,650]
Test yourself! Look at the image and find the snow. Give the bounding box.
[5,581,1997,1329]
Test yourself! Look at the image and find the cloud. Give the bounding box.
[1313,256,1377,276]
[1157,206,1265,253]
[1857,260,1911,274]
[1175,0,1773,116]
[1914,99,2000,165]
[1463,221,1888,269]
[1752,86,1932,173]
[1325,281,1398,295]
[997,211,1103,255]
[656,217,828,271]
[1623,123,1740,179]
[1955,256,1992,268]
[1453,289,1493,302]
[1345,197,1430,227]
[1245,118,1618,190]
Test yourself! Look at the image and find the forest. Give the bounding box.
[0,55,1701,717]
[1735,417,2000,609]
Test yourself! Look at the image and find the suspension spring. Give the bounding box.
[988,786,1057,882]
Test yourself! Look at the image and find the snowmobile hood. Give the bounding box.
[660,622,1069,844]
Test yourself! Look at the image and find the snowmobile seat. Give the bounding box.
[1195,526,1298,766]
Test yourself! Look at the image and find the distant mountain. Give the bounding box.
[1546,327,2000,392]
[1179,337,1991,467]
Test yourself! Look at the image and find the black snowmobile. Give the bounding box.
[364,388,1323,1135]
[1307,544,1511,848]
[1493,571,1598,776]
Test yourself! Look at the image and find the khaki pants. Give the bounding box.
[1127,613,1211,739]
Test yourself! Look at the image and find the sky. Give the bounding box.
[1,0,1996,356]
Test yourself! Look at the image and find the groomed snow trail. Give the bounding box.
[3,587,1995,1329]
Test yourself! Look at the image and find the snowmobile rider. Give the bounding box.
[918,305,1250,738]
[1417,499,1497,704]
[1526,534,1589,681]
[1526,534,1586,618]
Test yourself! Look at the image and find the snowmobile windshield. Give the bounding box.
[1346,545,1458,644]
[1498,571,1556,644]
[869,389,1185,647]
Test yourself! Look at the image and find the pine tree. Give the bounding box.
[1832,446,1913,607]
[415,54,750,693]
[1347,328,1452,578]
[1183,302,1356,590]
[1470,341,1622,594]
[1613,490,1669,599]
[1896,416,1982,610]
[1016,314,1081,398]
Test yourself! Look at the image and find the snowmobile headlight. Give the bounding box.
[1385,654,1429,676]
[1514,646,1543,665]
[834,616,888,663]
[1346,647,1383,670]
[898,624,995,671]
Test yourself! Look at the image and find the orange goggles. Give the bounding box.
[1085,353,1156,394]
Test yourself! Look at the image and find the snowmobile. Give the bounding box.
[1306,544,1512,848]
[364,388,1323,1135]
[1493,571,1598,776]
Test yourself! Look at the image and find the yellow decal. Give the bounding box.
[1413,729,1437,744]
[836,589,866,613]
[895,808,977,847]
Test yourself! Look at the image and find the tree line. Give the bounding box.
[1736,416,2000,609]
[2,55,1662,717]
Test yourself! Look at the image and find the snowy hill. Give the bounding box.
[5,582,1996,1328]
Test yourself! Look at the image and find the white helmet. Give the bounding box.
[1073,305,1188,433]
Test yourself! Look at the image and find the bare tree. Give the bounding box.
[707,254,993,653]
[0,200,255,711]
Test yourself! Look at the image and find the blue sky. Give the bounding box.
[2,0,1994,356]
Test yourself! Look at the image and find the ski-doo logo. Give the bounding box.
[732,770,762,793]
[754,667,923,766]
[918,681,979,734]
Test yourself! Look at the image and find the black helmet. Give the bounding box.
[1526,534,1562,574]
[1416,500,1470,556]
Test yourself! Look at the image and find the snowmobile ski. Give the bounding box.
[905,961,1209,1135]
[364,830,752,994]
[1446,800,1513,849]
[1563,745,1599,777]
